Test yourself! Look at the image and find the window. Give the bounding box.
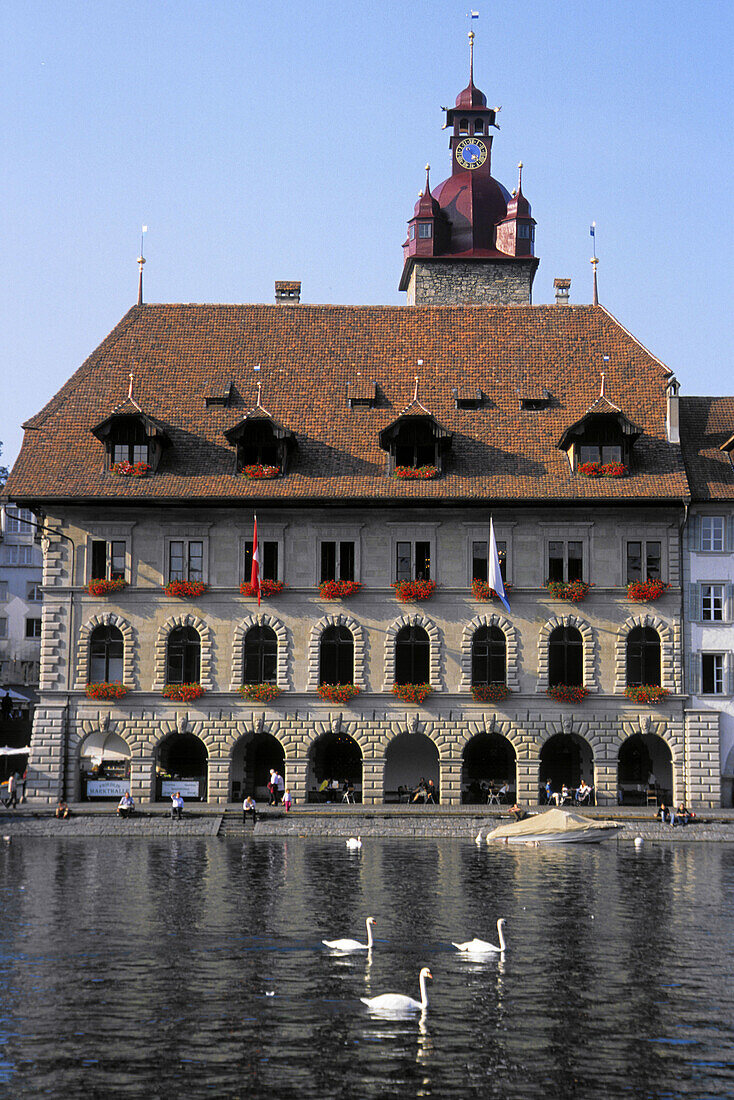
[91,540,126,581]
[409,225,416,240]
[578,444,623,465]
[471,626,506,685]
[166,626,201,683]
[27,583,43,602]
[548,541,583,583]
[110,419,150,466]
[237,424,280,469]
[5,507,34,534]
[0,582,8,602]
[418,223,432,239]
[471,540,506,583]
[244,541,278,581]
[393,422,439,469]
[548,625,583,687]
[701,654,725,695]
[473,119,484,134]
[395,625,430,684]
[701,517,726,552]
[702,584,725,622]
[244,625,277,684]
[0,619,7,639]
[89,625,124,682]
[319,626,354,684]
[25,618,42,639]
[518,224,535,240]
[3,546,34,566]
[459,117,469,134]
[320,541,355,583]
[626,627,661,686]
[169,540,204,583]
[627,541,662,583]
[396,541,430,582]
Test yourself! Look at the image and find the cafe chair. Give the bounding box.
[646,787,659,806]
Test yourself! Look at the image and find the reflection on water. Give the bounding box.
[0,838,733,1098]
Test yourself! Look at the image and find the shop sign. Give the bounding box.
[161,780,200,798]
[87,780,130,797]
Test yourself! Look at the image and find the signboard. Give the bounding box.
[87,780,130,798]
[161,780,200,798]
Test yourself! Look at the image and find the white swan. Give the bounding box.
[346,836,362,849]
[453,917,507,954]
[323,915,376,952]
[475,829,483,845]
[361,967,432,1013]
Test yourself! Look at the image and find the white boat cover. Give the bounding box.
[485,807,621,840]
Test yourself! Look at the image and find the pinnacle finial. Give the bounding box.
[425,164,431,191]
[517,162,523,191]
[590,255,600,306]
[128,372,134,400]
[468,29,475,82]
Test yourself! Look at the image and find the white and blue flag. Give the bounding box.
[488,517,510,614]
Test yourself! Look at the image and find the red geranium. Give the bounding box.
[85,682,129,699]
[392,683,432,704]
[546,684,589,703]
[241,465,280,479]
[162,683,205,701]
[111,461,151,477]
[88,578,126,596]
[319,580,362,599]
[471,683,510,702]
[239,684,282,702]
[317,683,361,703]
[392,466,439,480]
[624,684,669,704]
[627,579,668,601]
[163,581,208,598]
[240,579,285,597]
[471,579,514,601]
[392,579,436,602]
[545,580,593,602]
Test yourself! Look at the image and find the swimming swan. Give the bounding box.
[360,967,432,1012]
[452,917,507,954]
[346,836,362,849]
[474,829,483,845]
[323,916,376,952]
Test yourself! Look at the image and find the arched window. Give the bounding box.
[244,625,277,684]
[395,624,430,684]
[89,625,124,682]
[471,626,506,684]
[548,625,583,686]
[626,627,661,686]
[459,117,469,134]
[319,625,354,684]
[473,119,484,134]
[166,626,201,684]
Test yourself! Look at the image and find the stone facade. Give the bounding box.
[405,258,537,306]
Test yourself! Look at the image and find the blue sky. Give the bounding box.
[2,0,733,467]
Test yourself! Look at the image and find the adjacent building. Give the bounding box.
[0,502,43,693]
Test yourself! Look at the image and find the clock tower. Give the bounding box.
[399,32,539,306]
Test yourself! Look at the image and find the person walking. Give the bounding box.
[6,772,17,809]
[283,788,292,812]
[268,769,277,805]
[243,795,257,825]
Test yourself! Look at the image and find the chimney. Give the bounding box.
[275,280,301,304]
[553,278,571,305]
[666,376,681,444]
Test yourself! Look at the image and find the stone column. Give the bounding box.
[439,756,463,806]
[684,711,721,808]
[286,757,309,806]
[593,761,617,806]
[131,755,155,803]
[24,701,67,804]
[362,756,384,805]
[516,755,539,806]
[207,756,231,804]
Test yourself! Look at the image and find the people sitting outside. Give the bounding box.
[342,780,355,804]
[55,800,70,819]
[170,791,184,820]
[242,795,257,824]
[509,803,528,822]
[497,781,509,803]
[117,792,135,818]
[425,779,437,804]
[559,784,572,805]
[673,804,696,826]
[412,778,428,802]
[576,780,592,805]
[656,802,673,825]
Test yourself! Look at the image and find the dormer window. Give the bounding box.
[91,408,171,473]
[557,406,641,474]
[111,419,150,466]
[348,381,378,409]
[224,411,296,475]
[418,223,432,239]
[453,386,483,410]
[578,443,622,465]
[379,412,453,474]
[409,224,416,240]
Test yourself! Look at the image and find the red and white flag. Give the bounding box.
[251,514,261,607]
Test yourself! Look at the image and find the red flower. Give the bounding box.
[624,684,669,704]
[241,465,280,479]
[545,580,593,602]
[392,465,439,480]
[239,683,282,702]
[318,580,362,599]
[240,579,285,597]
[546,684,589,703]
[578,461,602,478]
[471,683,510,702]
[317,683,361,703]
[85,682,129,699]
[627,579,668,601]
[392,579,436,602]
[600,462,627,478]
[392,683,432,704]
[162,683,205,701]
[163,581,208,599]
[88,578,127,596]
[111,461,151,477]
[471,579,514,601]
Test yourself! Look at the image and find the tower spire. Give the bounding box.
[137,225,147,306]
[468,29,475,84]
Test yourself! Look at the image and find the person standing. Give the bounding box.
[273,770,285,805]
[6,772,17,809]
[243,795,257,824]
[170,791,184,820]
[268,769,277,805]
[1,692,11,722]
[283,788,292,812]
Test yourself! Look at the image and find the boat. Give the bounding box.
[484,807,623,845]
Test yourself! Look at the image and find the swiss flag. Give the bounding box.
[251,515,261,607]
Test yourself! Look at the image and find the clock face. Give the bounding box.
[455,138,488,170]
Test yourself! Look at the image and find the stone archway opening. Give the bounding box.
[461,732,516,804]
[156,733,208,801]
[308,732,363,802]
[618,733,673,805]
[384,732,439,803]
[79,731,131,801]
[539,733,593,797]
[230,732,285,801]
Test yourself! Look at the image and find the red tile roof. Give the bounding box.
[680,397,734,501]
[6,302,690,504]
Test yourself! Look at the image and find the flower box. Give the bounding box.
[546,684,589,703]
[163,580,208,599]
[392,579,436,602]
[111,461,151,477]
[240,579,285,597]
[627,579,669,602]
[471,683,510,702]
[392,682,432,704]
[624,684,670,704]
[578,461,628,479]
[162,683,205,702]
[471,579,514,602]
[88,577,127,597]
[239,683,282,702]
[241,465,280,479]
[85,682,129,700]
[317,683,361,704]
[392,465,439,480]
[319,579,362,599]
[545,580,593,602]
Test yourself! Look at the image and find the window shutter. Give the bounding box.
[728,583,734,624]
[728,515,734,552]
[690,513,701,551]
[686,653,700,694]
[688,583,700,622]
[728,652,734,696]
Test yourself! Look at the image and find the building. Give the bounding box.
[680,398,734,806]
[0,502,43,693]
[5,46,722,808]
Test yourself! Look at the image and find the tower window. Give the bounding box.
[459,118,469,134]
[418,223,432,239]
[473,119,484,134]
[409,225,416,240]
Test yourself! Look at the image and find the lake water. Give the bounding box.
[1,837,733,1099]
